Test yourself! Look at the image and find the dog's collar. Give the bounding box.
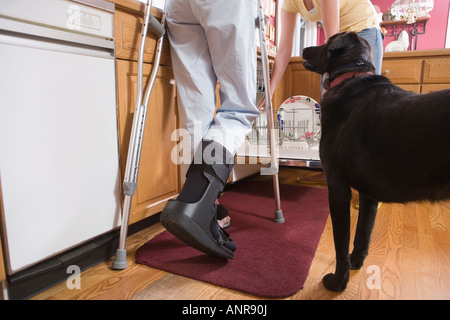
[325,71,374,89]
[322,59,374,90]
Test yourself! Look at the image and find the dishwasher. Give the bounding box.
[235,61,322,170]
[0,0,121,299]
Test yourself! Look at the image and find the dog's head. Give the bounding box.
[302,32,376,89]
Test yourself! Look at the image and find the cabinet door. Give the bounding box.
[423,59,450,84]
[116,60,179,224]
[115,9,171,65]
[288,61,321,103]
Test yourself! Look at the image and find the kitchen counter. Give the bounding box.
[383,48,450,59]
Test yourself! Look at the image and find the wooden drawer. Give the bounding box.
[423,59,450,83]
[381,59,423,84]
[115,9,171,65]
[421,83,450,93]
[397,84,421,93]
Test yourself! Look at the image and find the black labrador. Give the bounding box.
[302,32,450,292]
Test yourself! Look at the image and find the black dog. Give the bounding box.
[302,32,450,292]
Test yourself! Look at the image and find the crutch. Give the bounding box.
[256,0,284,223]
[112,0,166,270]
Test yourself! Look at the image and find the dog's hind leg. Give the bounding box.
[350,194,378,270]
[323,184,352,292]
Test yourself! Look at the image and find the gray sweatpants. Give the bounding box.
[165,0,259,156]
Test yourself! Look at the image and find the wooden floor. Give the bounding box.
[32,167,450,300]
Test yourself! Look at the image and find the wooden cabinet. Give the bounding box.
[423,58,450,84]
[273,57,321,108]
[381,59,422,84]
[287,59,321,103]
[382,49,450,94]
[421,83,450,93]
[115,9,171,65]
[280,50,450,100]
[0,236,5,284]
[116,61,178,224]
[112,1,179,224]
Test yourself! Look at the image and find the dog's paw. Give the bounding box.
[322,272,349,292]
[350,252,366,270]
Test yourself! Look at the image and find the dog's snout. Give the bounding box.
[302,46,313,60]
[302,48,321,72]
[302,48,314,69]
[302,45,325,73]
[302,59,313,69]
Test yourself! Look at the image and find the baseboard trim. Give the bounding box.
[6,213,160,300]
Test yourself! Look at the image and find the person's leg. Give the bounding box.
[165,0,212,202]
[161,0,238,258]
[165,0,216,153]
[194,0,260,155]
[192,0,259,232]
[357,27,384,75]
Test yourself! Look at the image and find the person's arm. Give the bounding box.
[259,8,297,109]
[319,0,340,40]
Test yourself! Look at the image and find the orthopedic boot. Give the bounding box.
[160,140,236,259]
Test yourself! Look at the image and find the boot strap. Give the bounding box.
[186,162,231,186]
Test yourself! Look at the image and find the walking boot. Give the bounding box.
[160,140,236,259]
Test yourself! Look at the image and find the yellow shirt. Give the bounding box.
[282,0,379,33]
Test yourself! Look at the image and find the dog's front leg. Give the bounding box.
[323,185,352,292]
[350,194,378,269]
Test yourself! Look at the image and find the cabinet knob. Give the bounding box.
[383,70,390,75]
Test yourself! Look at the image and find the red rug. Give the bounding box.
[135,180,330,298]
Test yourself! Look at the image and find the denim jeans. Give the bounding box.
[358,27,385,75]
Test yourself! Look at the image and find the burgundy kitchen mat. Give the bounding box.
[135,179,329,298]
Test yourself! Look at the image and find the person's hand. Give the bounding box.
[257,96,266,112]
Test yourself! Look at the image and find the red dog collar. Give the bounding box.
[321,71,374,97]
[328,71,374,89]
[330,71,373,89]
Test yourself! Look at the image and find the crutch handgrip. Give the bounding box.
[148,13,165,38]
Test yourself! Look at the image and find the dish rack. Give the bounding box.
[235,60,322,168]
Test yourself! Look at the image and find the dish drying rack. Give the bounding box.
[235,61,322,168]
[248,104,320,148]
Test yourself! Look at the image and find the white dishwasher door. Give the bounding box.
[0,33,122,274]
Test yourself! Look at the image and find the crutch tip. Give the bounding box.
[112,249,128,270]
[274,210,285,223]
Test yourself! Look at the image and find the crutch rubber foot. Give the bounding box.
[274,210,285,223]
[112,249,127,270]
